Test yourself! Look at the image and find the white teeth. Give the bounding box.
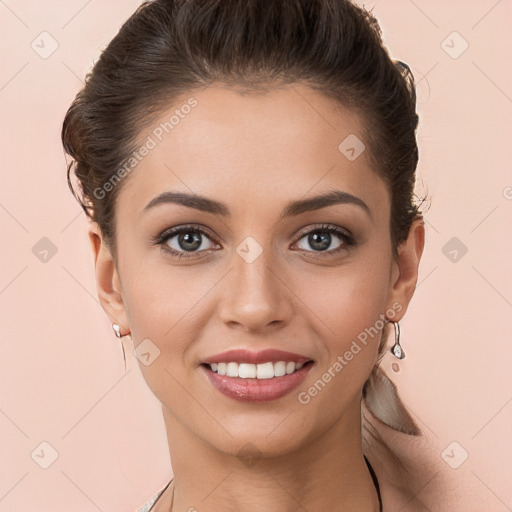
[226,362,238,377]
[238,363,256,378]
[208,360,307,378]
[274,361,286,377]
[257,362,274,379]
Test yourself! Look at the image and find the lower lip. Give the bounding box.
[201,362,313,403]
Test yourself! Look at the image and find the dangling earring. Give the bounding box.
[390,321,405,359]
[112,323,122,338]
[112,323,128,372]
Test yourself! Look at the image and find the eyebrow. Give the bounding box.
[141,189,371,219]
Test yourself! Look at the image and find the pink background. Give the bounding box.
[1,0,511,510]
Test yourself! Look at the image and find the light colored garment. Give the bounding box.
[136,480,173,512]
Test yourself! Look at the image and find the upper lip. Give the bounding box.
[202,349,312,365]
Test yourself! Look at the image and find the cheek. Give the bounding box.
[293,271,390,419]
[294,251,392,390]
[298,255,391,343]
[120,270,205,411]
[119,238,214,338]
[119,259,223,407]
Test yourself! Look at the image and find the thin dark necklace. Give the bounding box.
[163,458,383,512]
[364,454,383,511]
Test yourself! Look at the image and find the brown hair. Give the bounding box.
[62,0,426,477]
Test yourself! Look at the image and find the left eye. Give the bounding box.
[294,225,352,253]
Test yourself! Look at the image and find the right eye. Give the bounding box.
[154,225,220,259]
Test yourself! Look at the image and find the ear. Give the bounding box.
[385,217,425,319]
[88,222,130,335]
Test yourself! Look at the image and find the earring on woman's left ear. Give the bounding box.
[389,320,405,359]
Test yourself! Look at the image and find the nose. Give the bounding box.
[218,244,294,334]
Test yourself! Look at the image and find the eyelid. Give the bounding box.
[293,223,354,242]
[152,224,220,253]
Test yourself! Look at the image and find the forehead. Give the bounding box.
[117,83,389,221]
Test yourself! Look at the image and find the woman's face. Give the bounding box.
[93,82,421,457]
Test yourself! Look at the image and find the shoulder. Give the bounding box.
[135,491,162,512]
[362,404,495,511]
[135,481,172,512]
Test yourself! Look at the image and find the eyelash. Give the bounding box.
[152,223,357,260]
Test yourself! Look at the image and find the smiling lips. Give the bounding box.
[201,348,314,402]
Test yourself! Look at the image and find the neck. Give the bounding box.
[162,398,381,512]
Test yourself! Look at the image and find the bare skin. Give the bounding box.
[89,82,424,511]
